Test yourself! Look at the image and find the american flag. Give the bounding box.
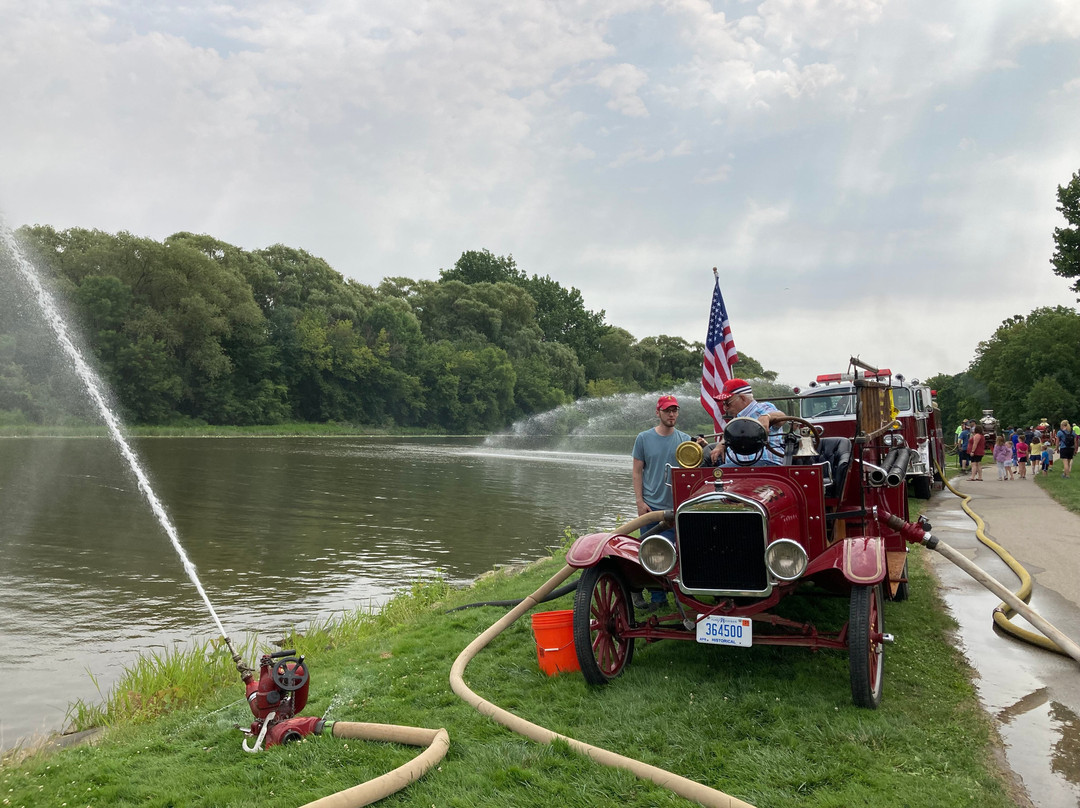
[700,269,739,432]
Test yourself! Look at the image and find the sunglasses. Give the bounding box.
[661,406,680,413]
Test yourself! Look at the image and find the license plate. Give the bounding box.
[696,615,752,647]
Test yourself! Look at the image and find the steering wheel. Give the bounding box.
[770,416,823,457]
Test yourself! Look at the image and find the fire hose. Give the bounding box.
[449,511,758,808]
[296,723,449,808]
[931,457,1080,662]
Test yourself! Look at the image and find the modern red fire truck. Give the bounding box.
[797,365,945,498]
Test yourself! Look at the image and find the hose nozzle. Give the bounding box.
[874,507,936,547]
[224,636,254,681]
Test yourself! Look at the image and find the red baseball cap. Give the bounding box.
[715,378,753,402]
[656,395,679,410]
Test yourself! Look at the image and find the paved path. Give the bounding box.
[923,474,1080,808]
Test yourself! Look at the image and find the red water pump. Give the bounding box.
[238,649,325,751]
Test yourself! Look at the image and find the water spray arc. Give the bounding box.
[2,227,234,653]
[3,227,449,805]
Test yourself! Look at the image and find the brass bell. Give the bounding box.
[675,440,704,468]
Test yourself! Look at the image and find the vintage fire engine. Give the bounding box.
[566,359,926,708]
[797,368,945,498]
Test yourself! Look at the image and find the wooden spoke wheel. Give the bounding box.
[572,562,635,685]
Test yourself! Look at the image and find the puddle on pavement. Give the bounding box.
[924,496,1080,808]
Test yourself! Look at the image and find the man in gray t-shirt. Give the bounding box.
[632,395,693,514]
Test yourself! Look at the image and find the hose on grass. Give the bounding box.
[933,457,1080,663]
[297,722,449,808]
[449,510,757,808]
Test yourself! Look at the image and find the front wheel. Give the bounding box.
[849,584,885,708]
[573,562,635,685]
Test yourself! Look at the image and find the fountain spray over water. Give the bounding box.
[1,225,231,643]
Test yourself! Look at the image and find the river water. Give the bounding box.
[1,434,637,751]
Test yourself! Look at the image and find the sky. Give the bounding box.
[2,0,1079,389]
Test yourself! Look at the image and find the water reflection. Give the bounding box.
[1050,701,1080,788]
[1,435,636,749]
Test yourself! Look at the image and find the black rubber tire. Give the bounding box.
[849,584,885,709]
[572,562,635,685]
[910,474,932,499]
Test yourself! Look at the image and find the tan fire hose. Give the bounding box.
[297,722,449,808]
[933,458,1080,664]
[449,510,758,808]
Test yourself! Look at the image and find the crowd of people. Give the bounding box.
[956,419,1077,481]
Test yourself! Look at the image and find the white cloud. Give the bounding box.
[1,0,1079,386]
[592,63,651,117]
[693,165,732,184]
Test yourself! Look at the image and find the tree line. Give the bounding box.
[0,228,772,430]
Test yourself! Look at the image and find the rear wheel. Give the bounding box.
[849,584,885,708]
[573,562,635,685]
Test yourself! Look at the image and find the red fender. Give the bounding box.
[566,532,641,569]
[841,536,886,585]
[804,536,886,586]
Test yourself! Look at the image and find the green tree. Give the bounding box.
[961,306,1080,427]
[1024,377,1076,427]
[416,341,516,431]
[439,250,608,374]
[1051,169,1080,295]
[439,249,525,285]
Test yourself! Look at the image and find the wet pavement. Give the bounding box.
[923,473,1080,808]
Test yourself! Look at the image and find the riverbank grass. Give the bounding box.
[1036,470,1080,514]
[2,550,1015,808]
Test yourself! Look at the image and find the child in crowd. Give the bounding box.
[1041,443,1053,475]
[1016,433,1029,479]
[992,436,1011,481]
[1030,434,1043,471]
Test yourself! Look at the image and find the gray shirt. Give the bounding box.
[633,427,691,511]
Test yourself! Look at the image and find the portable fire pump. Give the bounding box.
[232,647,325,751]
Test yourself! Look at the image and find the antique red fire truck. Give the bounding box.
[566,359,927,708]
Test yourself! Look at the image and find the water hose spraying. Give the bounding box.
[932,457,1079,658]
[450,510,757,808]
[2,232,448,805]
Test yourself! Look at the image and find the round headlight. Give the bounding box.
[883,434,894,446]
[765,539,808,581]
[639,535,677,576]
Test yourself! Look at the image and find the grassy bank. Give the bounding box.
[2,541,1014,808]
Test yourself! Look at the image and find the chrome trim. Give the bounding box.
[674,490,771,597]
[639,534,677,576]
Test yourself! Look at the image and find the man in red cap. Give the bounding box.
[632,394,706,611]
[632,395,694,519]
[713,378,786,466]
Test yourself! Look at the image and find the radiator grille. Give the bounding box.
[676,510,768,593]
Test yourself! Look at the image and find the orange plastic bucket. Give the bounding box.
[530,609,579,676]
